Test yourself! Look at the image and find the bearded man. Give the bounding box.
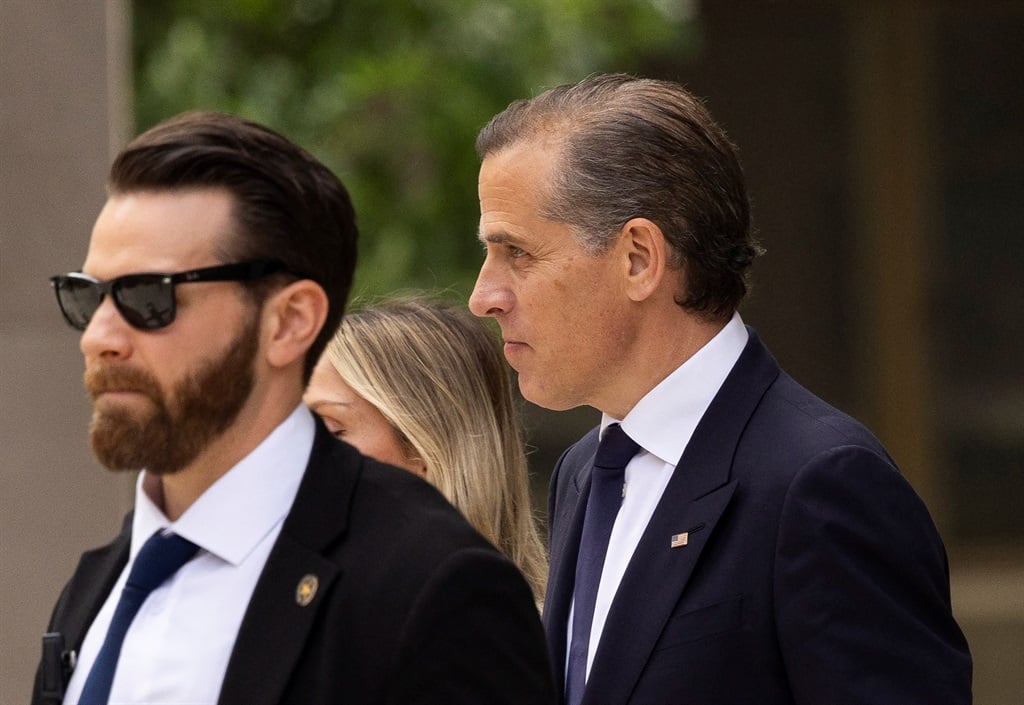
[34,111,554,705]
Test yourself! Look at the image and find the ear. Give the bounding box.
[261,279,329,372]
[621,217,667,302]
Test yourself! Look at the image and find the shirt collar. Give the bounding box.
[130,404,315,565]
[603,312,748,467]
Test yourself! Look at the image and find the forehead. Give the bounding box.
[306,355,355,400]
[479,138,558,198]
[83,188,236,277]
[478,140,563,241]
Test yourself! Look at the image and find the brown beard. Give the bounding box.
[84,318,260,475]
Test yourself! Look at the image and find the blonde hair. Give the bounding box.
[324,297,548,603]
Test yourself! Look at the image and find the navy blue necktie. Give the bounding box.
[78,531,199,705]
[565,424,641,705]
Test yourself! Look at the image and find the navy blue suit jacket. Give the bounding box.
[544,329,971,705]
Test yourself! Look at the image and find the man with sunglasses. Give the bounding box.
[33,111,554,705]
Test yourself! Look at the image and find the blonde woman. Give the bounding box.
[304,297,548,604]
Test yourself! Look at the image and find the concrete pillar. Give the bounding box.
[0,1,132,700]
[847,1,941,516]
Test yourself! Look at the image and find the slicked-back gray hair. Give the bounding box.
[477,74,762,319]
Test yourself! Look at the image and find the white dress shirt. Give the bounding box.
[568,313,749,681]
[64,404,314,705]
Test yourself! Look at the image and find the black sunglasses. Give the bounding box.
[50,260,290,331]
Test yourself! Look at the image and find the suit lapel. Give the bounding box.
[54,516,132,660]
[583,330,780,704]
[218,422,360,705]
[543,432,599,695]
[584,481,737,704]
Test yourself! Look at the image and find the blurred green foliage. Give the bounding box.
[134,0,700,301]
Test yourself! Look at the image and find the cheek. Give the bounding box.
[562,295,630,365]
[349,424,410,469]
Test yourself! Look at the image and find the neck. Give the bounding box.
[148,387,303,521]
[597,309,729,420]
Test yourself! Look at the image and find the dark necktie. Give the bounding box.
[78,530,199,705]
[565,424,641,705]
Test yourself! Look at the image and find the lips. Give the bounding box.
[88,381,149,400]
[497,324,529,363]
[94,388,144,399]
[502,340,530,365]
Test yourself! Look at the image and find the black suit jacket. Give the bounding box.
[34,422,556,705]
[544,330,971,705]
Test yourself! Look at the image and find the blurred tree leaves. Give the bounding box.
[134,0,700,300]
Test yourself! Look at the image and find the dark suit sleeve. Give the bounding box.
[31,580,74,705]
[774,446,972,704]
[387,546,556,705]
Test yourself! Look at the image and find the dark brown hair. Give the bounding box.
[476,73,761,319]
[109,110,358,381]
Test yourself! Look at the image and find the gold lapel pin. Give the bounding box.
[296,574,319,606]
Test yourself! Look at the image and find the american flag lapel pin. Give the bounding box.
[670,523,705,548]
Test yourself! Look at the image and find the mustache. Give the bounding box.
[84,365,162,399]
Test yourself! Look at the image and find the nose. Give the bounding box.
[468,257,513,318]
[80,296,133,362]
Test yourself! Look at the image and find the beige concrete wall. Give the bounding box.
[0,2,132,702]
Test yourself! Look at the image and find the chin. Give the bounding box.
[519,380,577,412]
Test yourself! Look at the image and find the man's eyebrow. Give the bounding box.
[478,230,520,245]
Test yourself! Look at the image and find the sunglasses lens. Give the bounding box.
[114,276,175,329]
[53,276,101,330]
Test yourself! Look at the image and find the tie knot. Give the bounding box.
[127,531,199,593]
[593,423,641,473]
